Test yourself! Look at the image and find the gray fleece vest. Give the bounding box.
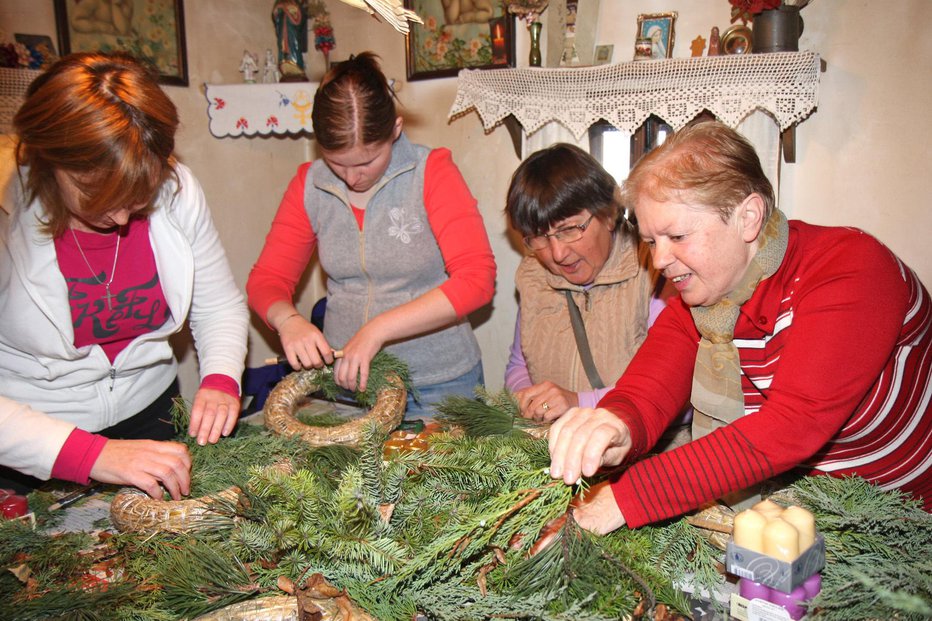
[304,134,481,386]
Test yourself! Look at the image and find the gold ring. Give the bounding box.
[541,402,550,411]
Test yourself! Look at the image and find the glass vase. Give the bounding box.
[528,21,542,67]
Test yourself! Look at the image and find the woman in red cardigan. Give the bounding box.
[548,121,931,531]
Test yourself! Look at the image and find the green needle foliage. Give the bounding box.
[155,539,259,618]
[310,350,416,407]
[4,380,930,620]
[435,386,549,438]
[788,475,932,620]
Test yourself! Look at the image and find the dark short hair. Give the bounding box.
[505,143,620,236]
[14,52,178,237]
[621,120,775,223]
[311,51,397,151]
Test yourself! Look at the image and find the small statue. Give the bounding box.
[272,0,309,82]
[708,26,721,56]
[261,48,280,83]
[239,49,259,83]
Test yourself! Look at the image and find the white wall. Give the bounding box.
[3,0,930,399]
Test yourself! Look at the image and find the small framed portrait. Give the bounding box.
[54,0,188,86]
[636,12,677,60]
[593,44,614,65]
[404,0,515,81]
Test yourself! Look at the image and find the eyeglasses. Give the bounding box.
[523,214,595,250]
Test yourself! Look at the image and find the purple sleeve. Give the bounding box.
[577,387,613,409]
[504,310,533,392]
[648,295,668,326]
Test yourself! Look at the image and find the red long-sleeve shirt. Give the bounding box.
[247,150,495,324]
[601,221,931,526]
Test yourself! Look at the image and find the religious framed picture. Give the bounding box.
[594,44,614,65]
[54,0,188,86]
[636,11,677,60]
[404,0,515,81]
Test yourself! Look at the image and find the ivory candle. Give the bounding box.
[752,498,784,520]
[781,505,816,551]
[733,508,768,553]
[762,517,800,561]
[780,505,815,552]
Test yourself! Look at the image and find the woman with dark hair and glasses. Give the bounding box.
[504,143,670,422]
[247,52,495,419]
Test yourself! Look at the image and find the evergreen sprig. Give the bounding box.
[154,539,258,618]
[6,398,931,621]
[312,351,415,407]
[435,387,549,438]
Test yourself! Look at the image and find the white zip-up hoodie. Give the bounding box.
[0,163,248,480]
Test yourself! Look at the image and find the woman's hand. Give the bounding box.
[277,314,336,370]
[548,407,632,485]
[571,480,626,534]
[514,381,578,422]
[90,439,192,500]
[188,388,240,446]
[530,480,627,554]
[334,318,388,392]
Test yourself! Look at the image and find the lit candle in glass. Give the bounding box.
[490,19,507,63]
[493,22,505,47]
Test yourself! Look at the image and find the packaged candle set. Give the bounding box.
[726,500,825,621]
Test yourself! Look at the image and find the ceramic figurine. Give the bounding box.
[708,26,721,56]
[239,49,259,83]
[262,48,280,83]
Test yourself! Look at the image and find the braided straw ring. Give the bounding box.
[263,367,407,447]
[110,485,240,534]
[110,462,294,535]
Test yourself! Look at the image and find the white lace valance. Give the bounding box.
[448,51,821,139]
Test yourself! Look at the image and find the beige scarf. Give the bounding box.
[689,209,789,439]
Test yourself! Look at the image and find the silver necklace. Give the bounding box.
[69,227,121,310]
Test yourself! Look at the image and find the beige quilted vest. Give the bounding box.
[516,232,656,392]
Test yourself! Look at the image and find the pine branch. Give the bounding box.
[154,539,258,618]
[435,388,549,438]
[0,583,142,621]
[312,351,414,407]
[7,421,930,621]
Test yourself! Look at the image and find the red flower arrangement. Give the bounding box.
[730,0,781,23]
[730,0,810,24]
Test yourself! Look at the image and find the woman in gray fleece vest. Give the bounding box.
[247,53,496,419]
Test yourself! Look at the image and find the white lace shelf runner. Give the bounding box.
[0,68,44,135]
[204,82,320,138]
[449,51,821,139]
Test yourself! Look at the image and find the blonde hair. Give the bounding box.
[621,120,775,223]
